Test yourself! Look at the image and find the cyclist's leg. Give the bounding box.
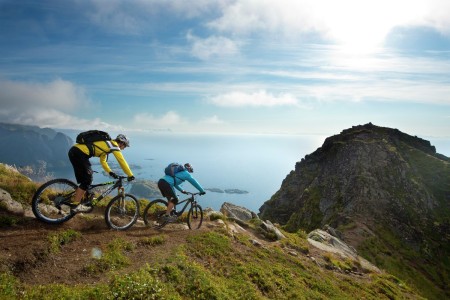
[68,147,93,206]
[166,199,177,214]
[158,179,178,217]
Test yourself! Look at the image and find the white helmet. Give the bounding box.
[115,134,130,147]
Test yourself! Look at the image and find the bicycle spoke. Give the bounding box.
[32,179,77,224]
[143,199,169,229]
[105,194,139,230]
[187,204,203,229]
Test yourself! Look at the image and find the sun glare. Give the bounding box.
[316,0,426,54]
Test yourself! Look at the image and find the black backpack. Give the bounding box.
[164,163,185,182]
[76,130,111,156]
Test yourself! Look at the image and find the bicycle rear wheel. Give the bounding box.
[105,193,140,230]
[32,178,77,224]
[143,199,168,229]
[187,203,203,229]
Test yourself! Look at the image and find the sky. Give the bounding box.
[1,0,449,146]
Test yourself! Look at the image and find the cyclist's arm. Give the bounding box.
[173,183,184,193]
[95,141,115,174]
[162,175,184,192]
[99,153,112,174]
[180,172,205,193]
[111,150,133,177]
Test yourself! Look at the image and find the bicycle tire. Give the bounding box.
[143,199,169,229]
[32,178,77,224]
[104,193,140,230]
[187,203,203,229]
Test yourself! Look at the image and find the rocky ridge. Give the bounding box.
[0,122,73,173]
[259,123,450,299]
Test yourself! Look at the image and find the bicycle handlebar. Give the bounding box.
[183,191,204,196]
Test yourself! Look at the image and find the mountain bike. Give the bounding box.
[143,192,203,229]
[32,176,139,230]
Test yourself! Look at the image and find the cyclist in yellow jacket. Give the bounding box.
[68,134,135,213]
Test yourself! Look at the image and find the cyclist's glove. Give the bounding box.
[200,191,206,195]
[109,172,119,179]
[128,176,135,182]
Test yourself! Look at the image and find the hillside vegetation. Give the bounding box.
[0,163,424,299]
[259,123,450,299]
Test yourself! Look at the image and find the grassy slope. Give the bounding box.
[263,130,450,300]
[357,144,450,300]
[1,229,423,300]
[0,164,424,299]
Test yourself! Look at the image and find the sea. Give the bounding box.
[53,133,450,213]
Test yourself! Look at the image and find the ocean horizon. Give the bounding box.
[54,132,450,213]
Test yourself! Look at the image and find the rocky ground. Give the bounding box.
[0,203,380,288]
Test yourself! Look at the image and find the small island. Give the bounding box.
[224,189,249,194]
[205,188,224,193]
[205,188,249,194]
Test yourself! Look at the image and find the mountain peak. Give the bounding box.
[259,123,450,299]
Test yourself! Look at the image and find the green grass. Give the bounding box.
[0,164,38,206]
[0,161,432,299]
[0,227,424,299]
[47,229,81,254]
[0,215,22,227]
[139,235,166,247]
[358,226,446,300]
[84,238,134,274]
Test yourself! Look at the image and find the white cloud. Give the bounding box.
[0,78,112,129]
[132,111,186,128]
[209,90,300,107]
[208,0,320,37]
[200,115,225,125]
[0,106,120,130]
[187,32,240,60]
[0,78,90,111]
[86,0,228,35]
[207,0,450,50]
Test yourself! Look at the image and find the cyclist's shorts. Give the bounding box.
[158,179,178,204]
[68,146,93,190]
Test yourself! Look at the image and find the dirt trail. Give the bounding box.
[0,211,210,286]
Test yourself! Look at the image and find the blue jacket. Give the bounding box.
[162,170,205,195]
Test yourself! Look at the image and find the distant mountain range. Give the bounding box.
[259,123,450,299]
[0,122,73,171]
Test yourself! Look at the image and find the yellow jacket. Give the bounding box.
[74,140,133,177]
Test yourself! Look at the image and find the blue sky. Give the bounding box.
[1,0,449,143]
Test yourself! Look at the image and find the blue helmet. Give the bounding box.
[184,163,193,173]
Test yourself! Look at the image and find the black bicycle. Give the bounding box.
[143,192,203,229]
[32,176,139,230]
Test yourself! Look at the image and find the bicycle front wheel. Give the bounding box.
[32,178,77,224]
[187,203,203,229]
[105,193,140,230]
[143,199,168,229]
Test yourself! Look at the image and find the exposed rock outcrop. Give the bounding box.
[258,123,450,299]
[307,229,380,273]
[259,123,449,243]
[220,202,257,222]
[0,188,24,216]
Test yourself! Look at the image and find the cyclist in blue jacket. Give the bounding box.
[157,163,205,222]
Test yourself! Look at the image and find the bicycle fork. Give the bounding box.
[117,187,126,213]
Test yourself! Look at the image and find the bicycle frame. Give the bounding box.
[32,176,139,229]
[85,176,127,206]
[143,191,203,229]
[173,193,199,216]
